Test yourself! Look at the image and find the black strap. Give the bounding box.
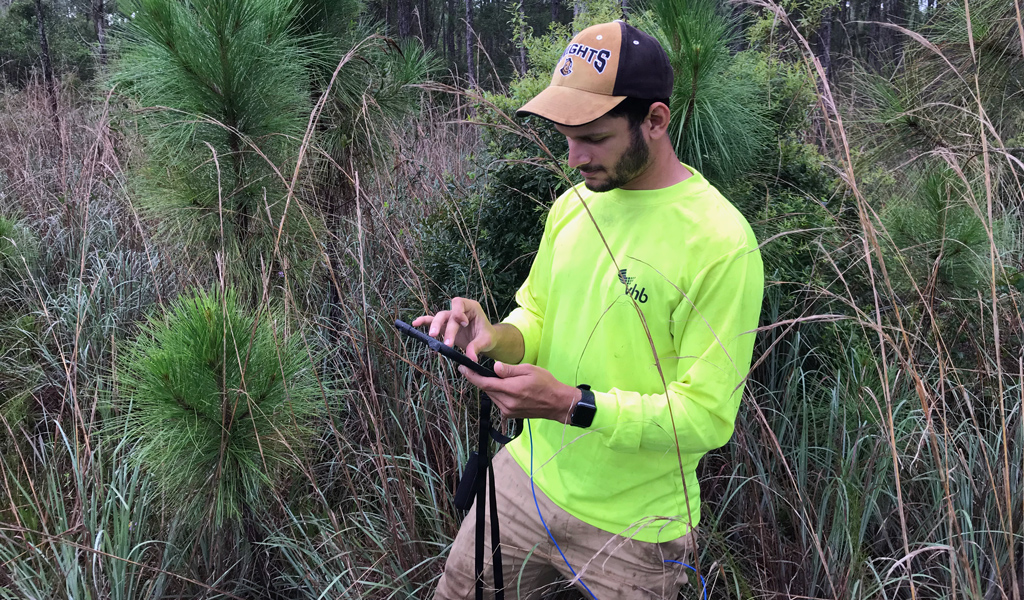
[488,452,504,597]
[459,392,505,600]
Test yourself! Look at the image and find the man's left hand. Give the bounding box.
[459,362,580,424]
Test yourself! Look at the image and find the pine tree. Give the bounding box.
[114,0,321,297]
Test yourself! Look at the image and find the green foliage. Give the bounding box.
[641,0,773,184]
[850,0,1021,299]
[0,213,33,287]
[312,33,440,213]
[114,288,321,527]
[714,315,1024,597]
[756,193,837,286]
[855,0,1022,172]
[734,49,818,140]
[113,0,322,296]
[882,168,1011,292]
[746,0,839,41]
[0,214,38,432]
[0,433,175,600]
[0,0,97,86]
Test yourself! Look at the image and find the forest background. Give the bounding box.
[0,0,1021,598]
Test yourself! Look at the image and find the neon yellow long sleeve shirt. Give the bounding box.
[502,166,763,543]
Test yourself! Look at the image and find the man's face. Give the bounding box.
[555,113,652,192]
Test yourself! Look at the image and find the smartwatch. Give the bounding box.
[570,384,597,428]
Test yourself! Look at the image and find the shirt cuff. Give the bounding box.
[589,390,643,453]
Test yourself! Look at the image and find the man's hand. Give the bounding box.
[412,297,495,362]
[459,361,581,424]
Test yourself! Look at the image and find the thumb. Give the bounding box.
[494,361,525,378]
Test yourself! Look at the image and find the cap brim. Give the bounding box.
[516,86,626,127]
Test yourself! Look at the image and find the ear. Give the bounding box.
[646,102,671,140]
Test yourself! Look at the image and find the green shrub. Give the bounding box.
[640,0,773,184]
[113,288,322,527]
[881,167,1012,292]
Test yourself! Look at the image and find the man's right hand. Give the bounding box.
[412,297,496,363]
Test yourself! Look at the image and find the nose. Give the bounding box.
[566,139,590,169]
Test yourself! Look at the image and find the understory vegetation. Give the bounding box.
[0,0,1021,598]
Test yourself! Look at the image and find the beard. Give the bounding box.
[582,125,652,193]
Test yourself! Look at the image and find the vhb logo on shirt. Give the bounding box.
[617,269,647,303]
[561,42,612,74]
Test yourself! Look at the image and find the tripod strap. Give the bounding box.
[471,392,505,600]
[489,458,505,598]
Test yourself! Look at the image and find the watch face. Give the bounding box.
[571,400,596,428]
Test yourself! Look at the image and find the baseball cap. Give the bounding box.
[516,20,674,127]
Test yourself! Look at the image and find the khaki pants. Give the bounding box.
[433,449,695,600]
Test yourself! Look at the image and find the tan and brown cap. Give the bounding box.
[516,21,673,126]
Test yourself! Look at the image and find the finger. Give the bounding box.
[494,361,526,378]
[490,395,511,418]
[459,365,501,392]
[449,297,471,327]
[411,315,433,328]
[459,364,486,388]
[428,311,450,337]
[465,337,491,363]
[444,298,468,346]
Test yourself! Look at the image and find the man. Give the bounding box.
[416,20,763,600]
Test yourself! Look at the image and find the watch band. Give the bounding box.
[570,384,597,428]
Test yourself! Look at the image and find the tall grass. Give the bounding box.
[1,1,1022,598]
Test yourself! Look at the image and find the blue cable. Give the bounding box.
[527,421,710,600]
[663,560,708,600]
[528,420,600,600]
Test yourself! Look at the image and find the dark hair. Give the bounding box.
[605,96,671,129]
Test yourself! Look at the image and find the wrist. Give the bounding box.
[487,323,526,364]
[560,384,582,424]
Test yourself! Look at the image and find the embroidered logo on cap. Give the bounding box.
[559,57,573,76]
[561,43,612,74]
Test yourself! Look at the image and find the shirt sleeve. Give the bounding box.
[588,242,764,454]
[501,199,559,365]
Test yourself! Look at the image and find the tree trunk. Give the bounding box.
[867,0,881,70]
[445,0,455,62]
[33,0,59,123]
[517,0,527,75]
[397,0,411,37]
[815,6,833,81]
[550,0,558,23]
[419,0,432,47]
[464,0,475,87]
[92,0,106,65]
[890,0,906,67]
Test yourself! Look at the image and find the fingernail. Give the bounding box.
[445,338,452,346]
[458,366,466,375]
[462,321,468,326]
